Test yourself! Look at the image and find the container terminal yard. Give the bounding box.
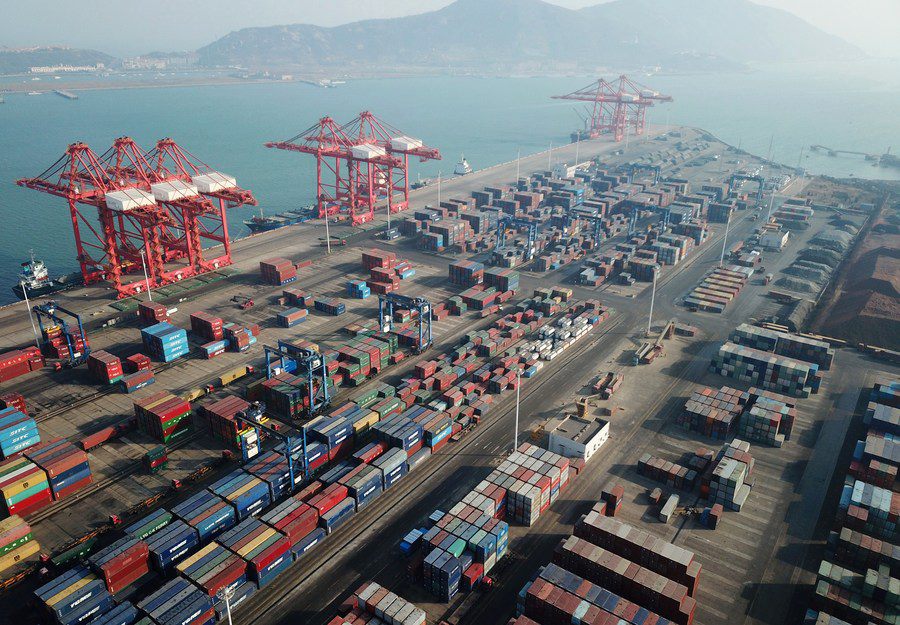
[0,91,896,625]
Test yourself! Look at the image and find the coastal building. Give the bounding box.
[547,415,610,462]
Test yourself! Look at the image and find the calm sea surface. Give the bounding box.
[0,59,897,302]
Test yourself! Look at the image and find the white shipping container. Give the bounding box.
[151,180,199,202]
[389,135,423,151]
[105,188,156,212]
[192,172,237,193]
[351,143,387,160]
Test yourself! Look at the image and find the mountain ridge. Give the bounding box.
[196,0,864,72]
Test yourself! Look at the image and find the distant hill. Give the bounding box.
[196,0,864,73]
[0,46,116,74]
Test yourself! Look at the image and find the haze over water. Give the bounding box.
[0,58,897,304]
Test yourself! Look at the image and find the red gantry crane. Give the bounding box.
[18,139,255,299]
[553,75,672,143]
[266,112,440,226]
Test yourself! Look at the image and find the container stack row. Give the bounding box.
[87,350,124,384]
[133,392,192,444]
[710,341,821,398]
[141,322,189,362]
[259,257,297,286]
[806,377,900,625]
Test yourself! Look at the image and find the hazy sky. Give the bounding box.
[2,0,898,58]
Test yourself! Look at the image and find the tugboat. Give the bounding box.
[11,252,84,300]
[454,154,473,176]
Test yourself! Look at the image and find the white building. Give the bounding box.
[547,415,609,462]
[760,230,789,251]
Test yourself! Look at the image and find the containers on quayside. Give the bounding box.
[189,311,224,342]
[448,259,485,287]
[87,350,124,384]
[123,508,173,542]
[259,257,297,286]
[347,581,427,625]
[119,369,155,393]
[0,346,44,384]
[141,322,189,362]
[133,392,192,445]
[246,450,299,500]
[216,517,292,587]
[144,518,200,572]
[35,565,113,625]
[136,577,214,625]
[0,456,52,517]
[260,496,319,549]
[276,307,308,328]
[24,439,92,501]
[0,407,40,459]
[137,301,170,325]
[171,490,237,543]
[208,469,271,522]
[87,536,151,594]
[175,541,247,598]
[314,297,345,316]
[0,514,39,573]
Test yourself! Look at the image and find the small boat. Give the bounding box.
[27,91,42,96]
[454,154,473,176]
[243,205,317,233]
[11,252,84,300]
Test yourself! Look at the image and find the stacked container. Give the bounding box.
[138,301,170,325]
[25,439,91,501]
[246,450,297,501]
[678,386,748,440]
[124,353,152,374]
[276,307,308,328]
[448,260,485,287]
[136,578,214,625]
[711,342,820,398]
[88,536,150,594]
[0,457,51,517]
[87,351,124,384]
[208,469,271,521]
[141,322,190,362]
[259,258,297,286]
[314,297,345,316]
[36,566,113,625]
[124,508,172,541]
[133,392,192,444]
[705,439,754,512]
[729,323,834,370]
[0,346,44,383]
[318,496,356,534]
[340,464,383,511]
[119,369,155,393]
[196,395,250,449]
[176,541,248,597]
[484,268,520,292]
[145,519,200,571]
[0,515,39,573]
[371,447,409,490]
[361,249,397,271]
[0,407,40,459]
[261,496,319,550]
[189,311,224,342]
[574,512,701,595]
[172,490,236,542]
[552,535,696,625]
[351,582,427,625]
[217,518,292,587]
[347,280,371,299]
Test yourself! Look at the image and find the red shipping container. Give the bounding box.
[295,482,325,502]
[308,484,349,517]
[8,489,53,517]
[202,558,247,596]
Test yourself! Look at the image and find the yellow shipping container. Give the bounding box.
[218,366,250,387]
[47,574,96,607]
[237,529,274,558]
[352,411,380,433]
[180,388,208,403]
[176,542,218,573]
[0,540,41,574]
[0,466,48,500]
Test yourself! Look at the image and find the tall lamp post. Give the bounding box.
[19,281,40,348]
[139,249,153,301]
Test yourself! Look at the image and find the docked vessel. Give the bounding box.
[454,154,473,176]
[243,206,316,233]
[11,253,84,300]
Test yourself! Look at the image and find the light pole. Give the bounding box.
[513,370,521,453]
[766,188,776,223]
[324,206,332,254]
[217,586,235,625]
[437,170,442,207]
[515,149,520,184]
[139,249,153,301]
[548,142,552,169]
[19,281,40,349]
[647,265,658,337]
[574,136,580,168]
[719,208,732,268]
